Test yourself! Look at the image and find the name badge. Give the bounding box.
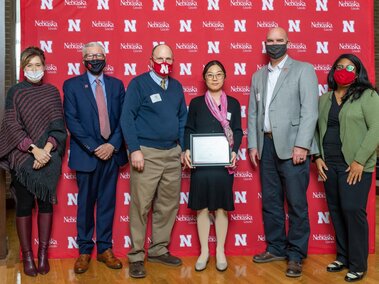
[256,92,261,102]
[150,93,162,103]
[227,112,232,120]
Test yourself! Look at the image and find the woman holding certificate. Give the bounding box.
[184,60,242,272]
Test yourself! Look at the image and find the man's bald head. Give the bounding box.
[152,44,173,58]
[265,27,289,62]
[266,27,288,43]
[150,44,174,78]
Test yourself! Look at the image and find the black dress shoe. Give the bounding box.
[148,252,182,266]
[253,251,286,263]
[286,261,302,277]
[345,271,364,282]
[327,261,346,272]
[129,261,146,278]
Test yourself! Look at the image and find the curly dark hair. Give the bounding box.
[327,53,376,103]
[20,46,46,70]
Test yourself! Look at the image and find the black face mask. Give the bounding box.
[84,59,106,75]
[265,43,287,59]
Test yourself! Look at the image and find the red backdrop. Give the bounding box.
[20,0,376,258]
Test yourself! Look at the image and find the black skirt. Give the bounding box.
[188,166,235,211]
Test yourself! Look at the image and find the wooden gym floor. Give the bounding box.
[0,197,378,284]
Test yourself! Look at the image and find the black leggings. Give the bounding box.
[11,174,53,217]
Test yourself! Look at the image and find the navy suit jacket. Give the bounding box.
[63,73,128,172]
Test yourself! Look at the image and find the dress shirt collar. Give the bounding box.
[149,70,168,86]
[268,55,288,72]
[87,71,104,85]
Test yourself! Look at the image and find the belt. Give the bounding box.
[264,132,273,139]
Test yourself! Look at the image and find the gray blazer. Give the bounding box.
[247,56,319,160]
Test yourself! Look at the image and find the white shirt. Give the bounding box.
[264,55,288,132]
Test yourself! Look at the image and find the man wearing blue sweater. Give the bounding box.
[120,44,187,278]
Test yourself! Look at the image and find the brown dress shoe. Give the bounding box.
[286,260,302,277]
[97,248,122,269]
[148,252,182,266]
[129,261,146,278]
[253,251,286,263]
[74,254,91,274]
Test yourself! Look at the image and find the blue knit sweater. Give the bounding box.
[121,72,187,152]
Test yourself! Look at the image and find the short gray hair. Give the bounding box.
[82,42,105,57]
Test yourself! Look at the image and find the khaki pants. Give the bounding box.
[128,145,182,262]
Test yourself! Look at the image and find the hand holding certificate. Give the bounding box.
[190,133,231,166]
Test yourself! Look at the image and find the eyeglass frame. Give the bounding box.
[205,73,225,80]
[84,53,105,60]
[335,64,355,72]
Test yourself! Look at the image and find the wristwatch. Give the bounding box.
[28,144,36,153]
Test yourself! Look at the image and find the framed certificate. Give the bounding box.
[190,133,231,166]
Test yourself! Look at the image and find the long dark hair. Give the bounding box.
[327,54,376,103]
[202,60,226,80]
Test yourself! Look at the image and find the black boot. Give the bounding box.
[16,216,38,277]
[37,213,52,274]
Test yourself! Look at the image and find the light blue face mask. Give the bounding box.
[24,69,44,83]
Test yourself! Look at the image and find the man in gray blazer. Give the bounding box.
[248,27,318,277]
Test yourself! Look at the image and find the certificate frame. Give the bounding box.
[190,133,231,167]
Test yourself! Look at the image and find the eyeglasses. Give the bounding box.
[335,64,355,72]
[205,73,225,80]
[153,57,173,64]
[84,53,105,60]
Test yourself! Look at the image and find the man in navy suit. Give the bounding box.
[63,42,127,274]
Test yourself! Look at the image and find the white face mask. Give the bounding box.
[24,70,44,83]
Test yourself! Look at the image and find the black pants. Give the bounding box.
[324,162,372,272]
[260,135,310,262]
[11,173,52,217]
